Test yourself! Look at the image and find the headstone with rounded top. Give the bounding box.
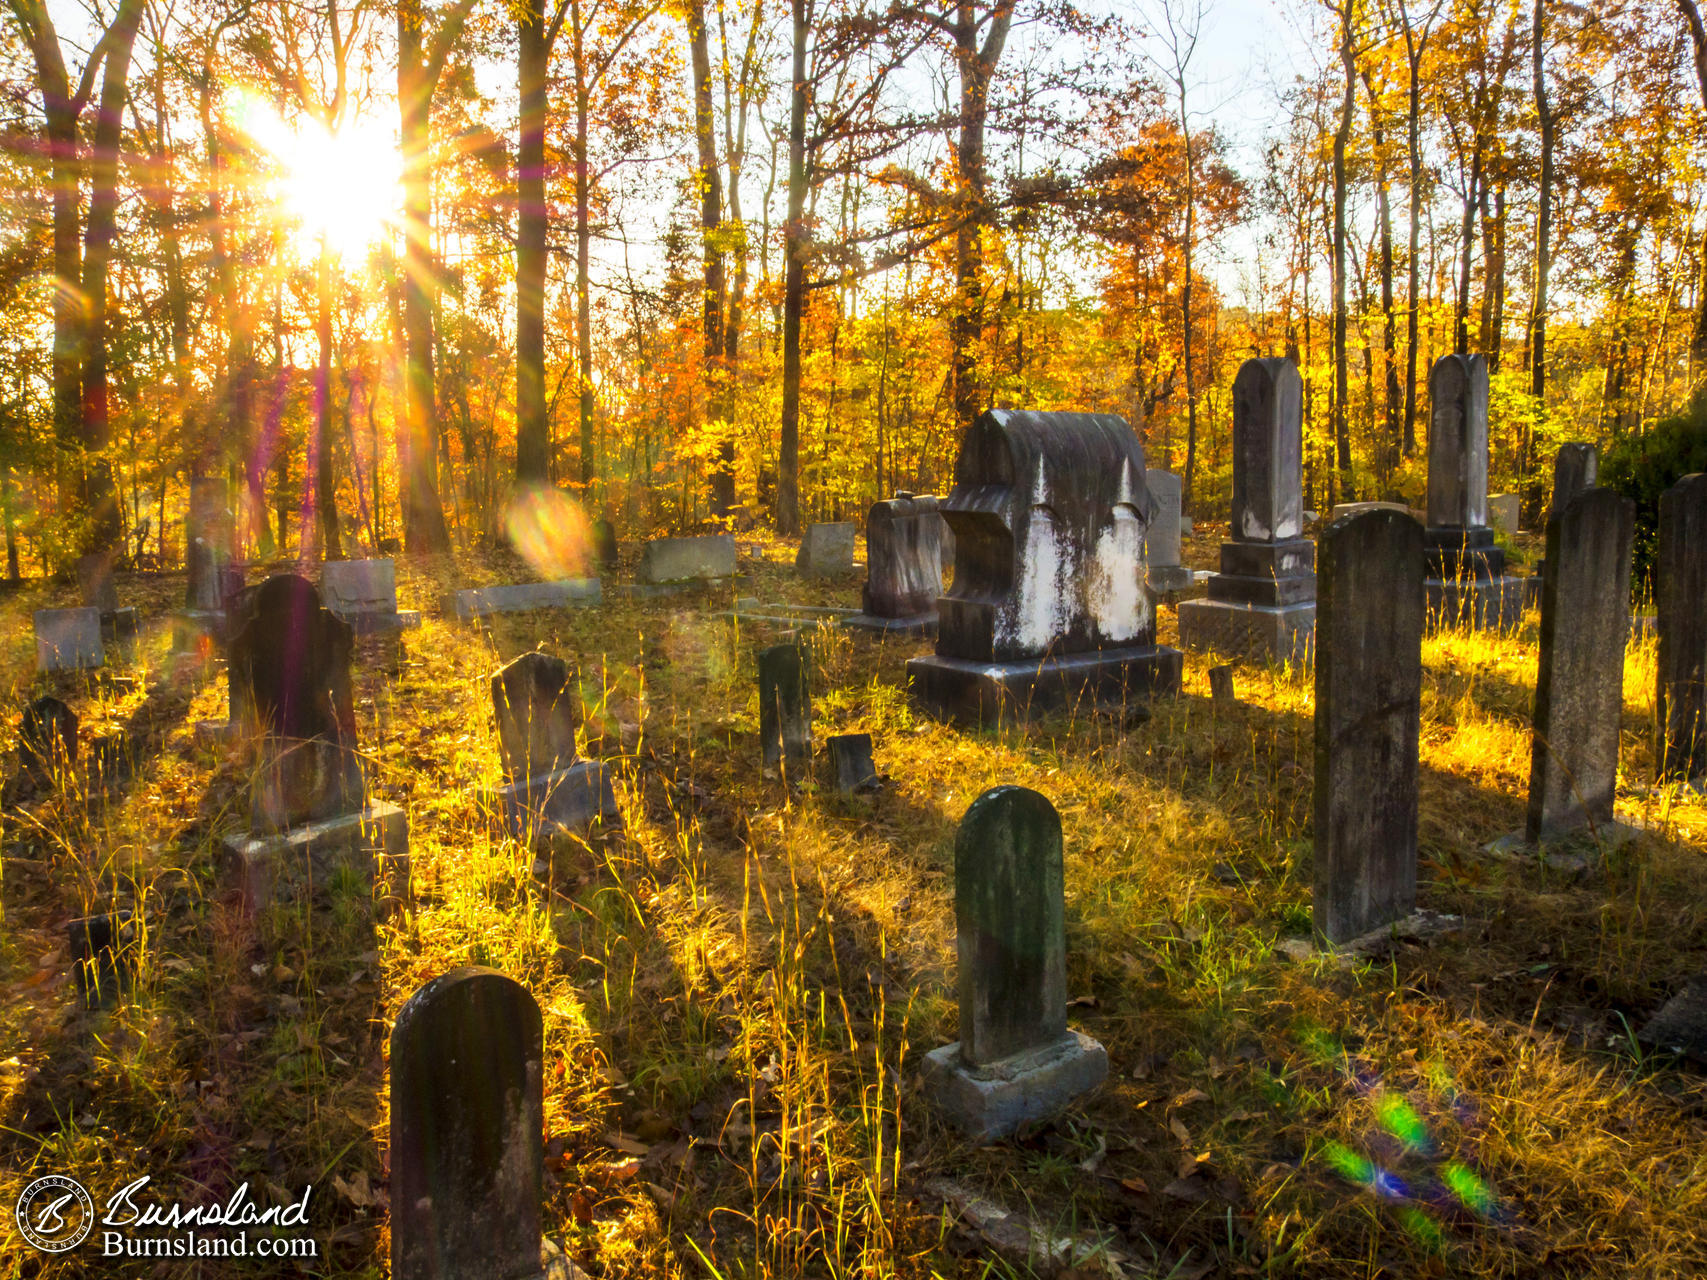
[847,493,944,635]
[922,787,1107,1140]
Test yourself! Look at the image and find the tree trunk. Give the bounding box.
[1531,0,1555,400]
[574,8,596,493]
[777,0,808,535]
[312,239,342,560]
[397,0,453,551]
[1331,0,1355,497]
[1675,0,1707,369]
[1365,72,1401,464]
[688,0,730,519]
[1402,12,1428,457]
[1455,138,1483,355]
[515,0,552,485]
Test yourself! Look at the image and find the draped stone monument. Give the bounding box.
[1178,357,1316,666]
[906,410,1182,724]
[846,492,945,635]
[1422,354,1524,629]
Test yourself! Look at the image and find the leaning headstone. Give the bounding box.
[846,493,945,635]
[1179,358,1316,666]
[34,607,104,671]
[221,574,408,908]
[1314,508,1424,944]
[758,642,812,775]
[1657,474,1707,783]
[1524,488,1634,841]
[19,696,77,788]
[639,534,737,585]
[795,522,856,577]
[1487,493,1520,536]
[488,651,619,839]
[455,579,601,621]
[922,787,1108,1140]
[906,411,1182,724]
[321,558,421,634]
[391,968,556,1280]
[827,732,877,793]
[1143,471,1192,593]
[1421,354,1524,630]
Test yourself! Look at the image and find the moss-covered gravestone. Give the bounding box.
[391,968,562,1280]
[758,642,812,775]
[1658,473,1707,782]
[923,786,1107,1140]
[1314,509,1424,944]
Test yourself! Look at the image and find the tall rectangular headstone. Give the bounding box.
[1658,473,1707,782]
[391,969,547,1280]
[1314,509,1424,944]
[34,607,104,671]
[1179,358,1316,665]
[758,642,812,774]
[847,492,944,634]
[922,787,1107,1140]
[322,558,420,633]
[1144,471,1192,592]
[906,410,1182,724]
[1422,354,1523,629]
[488,651,618,837]
[795,522,856,577]
[1550,443,1598,516]
[1527,488,1634,839]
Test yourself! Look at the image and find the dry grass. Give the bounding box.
[3,530,1707,1279]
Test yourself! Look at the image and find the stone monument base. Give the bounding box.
[1147,564,1195,593]
[221,802,409,910]
[906,644,1183,726]
[171,608,226,653]
[1423,575,1526,631]
[844,611,938,637]
[1484,821,1641,877]
[493,760,620,840]
[922,1030,1108,1141]
[100,608,139,654]
[1177,598,1316,667]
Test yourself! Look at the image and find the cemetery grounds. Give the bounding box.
[3,527,1707,1279]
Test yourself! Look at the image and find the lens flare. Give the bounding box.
[505,488,592,580]
[1375,1092,1430,1152]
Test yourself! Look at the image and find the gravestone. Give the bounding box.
[175,477,239,650]
[1208,665,1236,703]
[76,550,119,612]
[758,642,812,775]
[321,558,421,633]
[906,410,1182,724]
[1144,471,1192,592]
[1314,508,1425,944]
[846,493,945,635]
[69,910,136,1008]
[827,732,877,793]
[391,968,553,1280]
[1331,500,1414,521]
[34,607,104,671]
[1657,474,1707,782]
[1179,358,1316,666]
[1422,354,1524,629]
[19,696,77,788]
[922,787,1107,1140]
[796,522,856,577]
[489,651,619,839]
[1531,443,1599,603]
[1526,488,1634,840]
[221,575,408,908]
[455,579,601,621]
[639,534,736,584]
[1488,493,1520,536]
[592,516,619,570]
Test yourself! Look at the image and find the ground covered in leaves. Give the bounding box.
[4,527,1707,1279]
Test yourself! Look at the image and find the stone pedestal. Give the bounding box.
[1179,598,1315,666]
[493,761,619,839]
[907,645,1182,727]
[922,1032,1108,1142]
[221,802,409,909]
[847,493,944,634]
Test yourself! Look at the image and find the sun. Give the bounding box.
[236,96,401,261]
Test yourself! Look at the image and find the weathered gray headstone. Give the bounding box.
[455,579,601,621]
[489,651,618,837]
[76,550,119,612]
[1658,474,1707,782]
[758,642,812,774]
[1208,665,1236,703]
[1487,493,1520,536]
[592,516,619,570]
[321,558,420,633]
[391,968,546,1280]
[1144,471,1191,592]
[186,476,235,611]
[34,607,104,671]
[1179,358,1316,665]
[1527,488,1633,840]
[1314,508,1424,944]
[906,411,1182,723]
[1422,354,1523,629]
[847,494,944,634]
[795,522,856,577]
[19,696,77,787]
[639,534,736,584]
[922,787,1107,1139]
[1550,444,1598,516]
[827,732,877,793]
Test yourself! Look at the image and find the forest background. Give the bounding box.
[2,0,1705,574]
